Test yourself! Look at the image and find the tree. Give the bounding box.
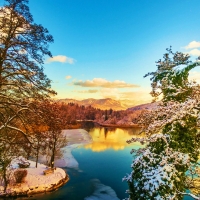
[39,101,68,168]
[124,48,200,199]
[0,0,56,141]
[0,141,20,192]
[22,103,49,167]
[0,0,55,98]
[0,0,55,186]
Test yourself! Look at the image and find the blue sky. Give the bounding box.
[1,0,200,104]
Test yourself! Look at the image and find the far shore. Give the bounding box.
[67,120,143,129]
[94,122,142,128]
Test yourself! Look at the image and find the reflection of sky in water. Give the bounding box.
[71,127,144,199]
[23,127,194,200]
[84,127,144,152]
[15,127,146,200]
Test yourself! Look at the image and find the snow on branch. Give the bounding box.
[124,134,190,200]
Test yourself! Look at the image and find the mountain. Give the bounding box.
[127,102,158,111]
[57,98,135,110]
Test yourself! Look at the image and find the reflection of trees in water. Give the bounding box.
[104,128,108,139]
[80,121,143,138]
[84,126,144,152]
[126,128,142,136]
[79,121,95,132]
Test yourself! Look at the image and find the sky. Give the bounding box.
[1,0,200,105]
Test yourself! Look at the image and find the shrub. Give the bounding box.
[14,169,28,183]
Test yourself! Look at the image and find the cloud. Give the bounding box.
[184,41,200,49]
[100,88,120,99]
[47,55,75,64]
[98,88,152,104]
[189,71,200,84]
[72,78,139,88]
[65,75,72,79]
[75,89,98,93]
[120,90,151,100]
[186,49,200,56]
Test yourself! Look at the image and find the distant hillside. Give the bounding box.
[57,98,136,110]
[128,102,158,111]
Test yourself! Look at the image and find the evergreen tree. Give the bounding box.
[124,48,200,199]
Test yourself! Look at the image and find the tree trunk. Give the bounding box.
[50,139,56,168]
[3,168,7,193]
[35,142,39,168]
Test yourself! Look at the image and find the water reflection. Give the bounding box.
[84,127,143,152]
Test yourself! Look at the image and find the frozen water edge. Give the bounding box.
[85,179,120,200]
[55,129,93,169]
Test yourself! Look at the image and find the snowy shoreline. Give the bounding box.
[0,129,92,197]
[54,129,93,169]
[0,161,69,197]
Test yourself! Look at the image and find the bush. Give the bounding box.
[14,169,28,183]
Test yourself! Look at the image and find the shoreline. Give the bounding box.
[0,129,92,198]
[94,122,142,128]
[0,161,69,198]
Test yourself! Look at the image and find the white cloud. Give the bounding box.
[186,49,200,56]
[65,75,72,79]
[72,78,139,88]
[74,89,98,94]
[100,88,120,99]
[99,87,152,103]
[184,41,200,49]
[47,55,75,64]
[189,71,200,84]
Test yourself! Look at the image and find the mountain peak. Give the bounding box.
[57,98,134,110]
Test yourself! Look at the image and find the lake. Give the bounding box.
[16,123,193,200]
[16,125,142,200]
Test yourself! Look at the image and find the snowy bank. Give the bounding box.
[54,129,92,169]
[0,129,91,197]
[37,129,92,169]
[0,160,68,197]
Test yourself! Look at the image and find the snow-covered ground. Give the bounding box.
[0,160,68,197]
[0,129,92,197]
[36,129,92,169]
[55,129,92,169]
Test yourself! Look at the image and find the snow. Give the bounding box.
[37,129,92,169]
[0,129,92,197]
[55,144,79,168]
[84,179,120,200]
[55,129,92,169]
[124,134,190,199]
[0,159,68,196]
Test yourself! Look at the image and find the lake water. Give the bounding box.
[16,124,193,200]
[18,125,142,200]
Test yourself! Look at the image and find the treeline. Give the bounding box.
[58,102,146,126]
